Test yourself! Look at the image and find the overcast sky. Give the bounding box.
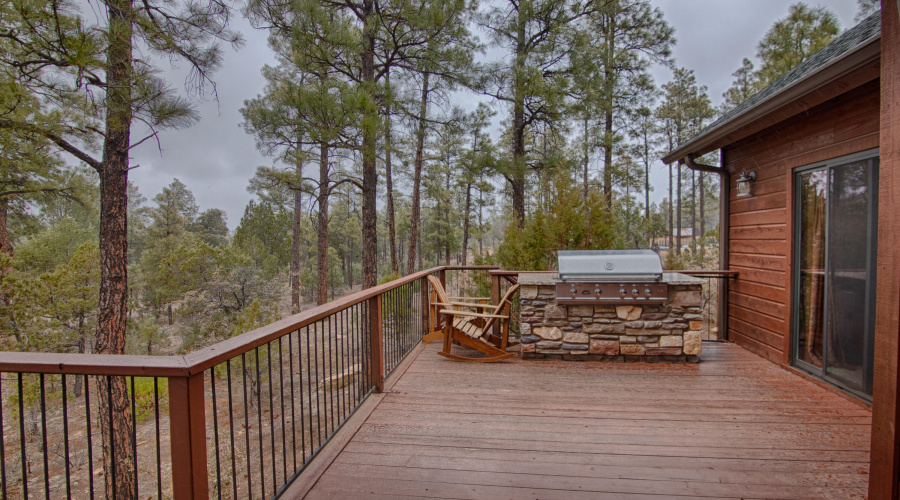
[128,0,861,226]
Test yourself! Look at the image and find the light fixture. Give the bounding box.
[735,171,756,198]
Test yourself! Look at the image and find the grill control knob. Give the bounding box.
[645,288,652,295]
[632,288,639,295]
[594,288,601,294]
[619,288,626,296]
[570,288,577,294]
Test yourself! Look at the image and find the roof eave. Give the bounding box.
[661,34,882,165]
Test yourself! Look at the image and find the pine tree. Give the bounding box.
[480,0,598,227]
[721,3,840,112]
[755,3,839,87]
[656,68,714,256]
[1,0,241,492]
[576,0,673,208]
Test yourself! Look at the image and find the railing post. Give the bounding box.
[491,272,501,338]
[438,269,446,293]
[421,277,430,337]
[369,295,384,393]
[169,373,208,500]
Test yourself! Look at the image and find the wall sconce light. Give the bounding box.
[735,171,756,198]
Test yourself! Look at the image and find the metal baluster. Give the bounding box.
[18,373,27,499]
[264,343,275,491]
[313,322,321,448]
[61,375,71,500]
[225,361,237,500]
[241,353,252,498]
[85,375,94,500]
[210,370,221,500]
[289,331,299,471]
[130,376,138,498]
[305,326,313,461]
[278,337,288,479]
[154,378,162,500]
[39,374,49,499]
[106,376,117,497]
[331,313,339,431]
[0,374,7,500]
[255,348,265,498]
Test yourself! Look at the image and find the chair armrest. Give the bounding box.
[438,310,508,319]
[432,301,494,309]
[447,301,493,309]
[447,296,491,301]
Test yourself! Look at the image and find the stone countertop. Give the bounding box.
[517,272,557,286]
[517,271,704,286]
[662,272,706,285]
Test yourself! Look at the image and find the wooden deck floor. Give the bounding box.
[304,342,872,499]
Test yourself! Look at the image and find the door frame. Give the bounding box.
[790,148,879,400]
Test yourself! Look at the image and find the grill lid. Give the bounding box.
[557,249,664,282]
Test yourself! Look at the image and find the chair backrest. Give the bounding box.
[428,275,519,335]
[481,284,520,333]
[490,284,520,316]
[427,275,452,308]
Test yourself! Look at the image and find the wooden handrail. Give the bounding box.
[183,265,499,373]
[0,351,190,377]
[672,270,739,277]
[0,265,502,376]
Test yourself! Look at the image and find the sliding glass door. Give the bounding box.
[793,151,878,398]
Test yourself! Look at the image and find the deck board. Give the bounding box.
[303,342,871,499]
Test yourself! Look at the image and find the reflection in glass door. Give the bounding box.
[793,153,878,398]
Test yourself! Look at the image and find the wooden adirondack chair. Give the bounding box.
[423,276,491,343]
[426,275,519,362]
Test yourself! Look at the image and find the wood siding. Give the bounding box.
[870,2,900,497]
[723,77,880,366]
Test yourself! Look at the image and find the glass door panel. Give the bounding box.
[825,160,874,392]
[796,170,827,369]
[793,154,877,398]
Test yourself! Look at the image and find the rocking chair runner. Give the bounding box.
[425,275,519,362]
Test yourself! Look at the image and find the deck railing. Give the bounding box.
[676,270,738,342]
[0,265,499,499]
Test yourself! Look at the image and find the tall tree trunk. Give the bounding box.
[462,183,472,265]
[676,163,682,256]
[316,143,330,305]
[583,115,590,201]
[699,171,706,238]
[643,139,650,221]
[667,163,673,251]
[510,6,527,228]
[95,0,136,494]
[360,0,377,289]
[417,235,422,271]
[383,71,398,275]
[291,176,302,313]
[407,71,429,274]
[691,170,696,249]
[444,158,451,266]
[477,185,484,256]
[0,198,11,257]
[601,7,617,209]
[347,194,354,290]
[603,111,613,208]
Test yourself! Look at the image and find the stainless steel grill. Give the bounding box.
[555,249,668,304]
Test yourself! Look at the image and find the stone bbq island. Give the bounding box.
[518,270,705,362]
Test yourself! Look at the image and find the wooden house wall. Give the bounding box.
[722,78,880,366]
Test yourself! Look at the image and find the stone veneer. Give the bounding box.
[518,272,705,362]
